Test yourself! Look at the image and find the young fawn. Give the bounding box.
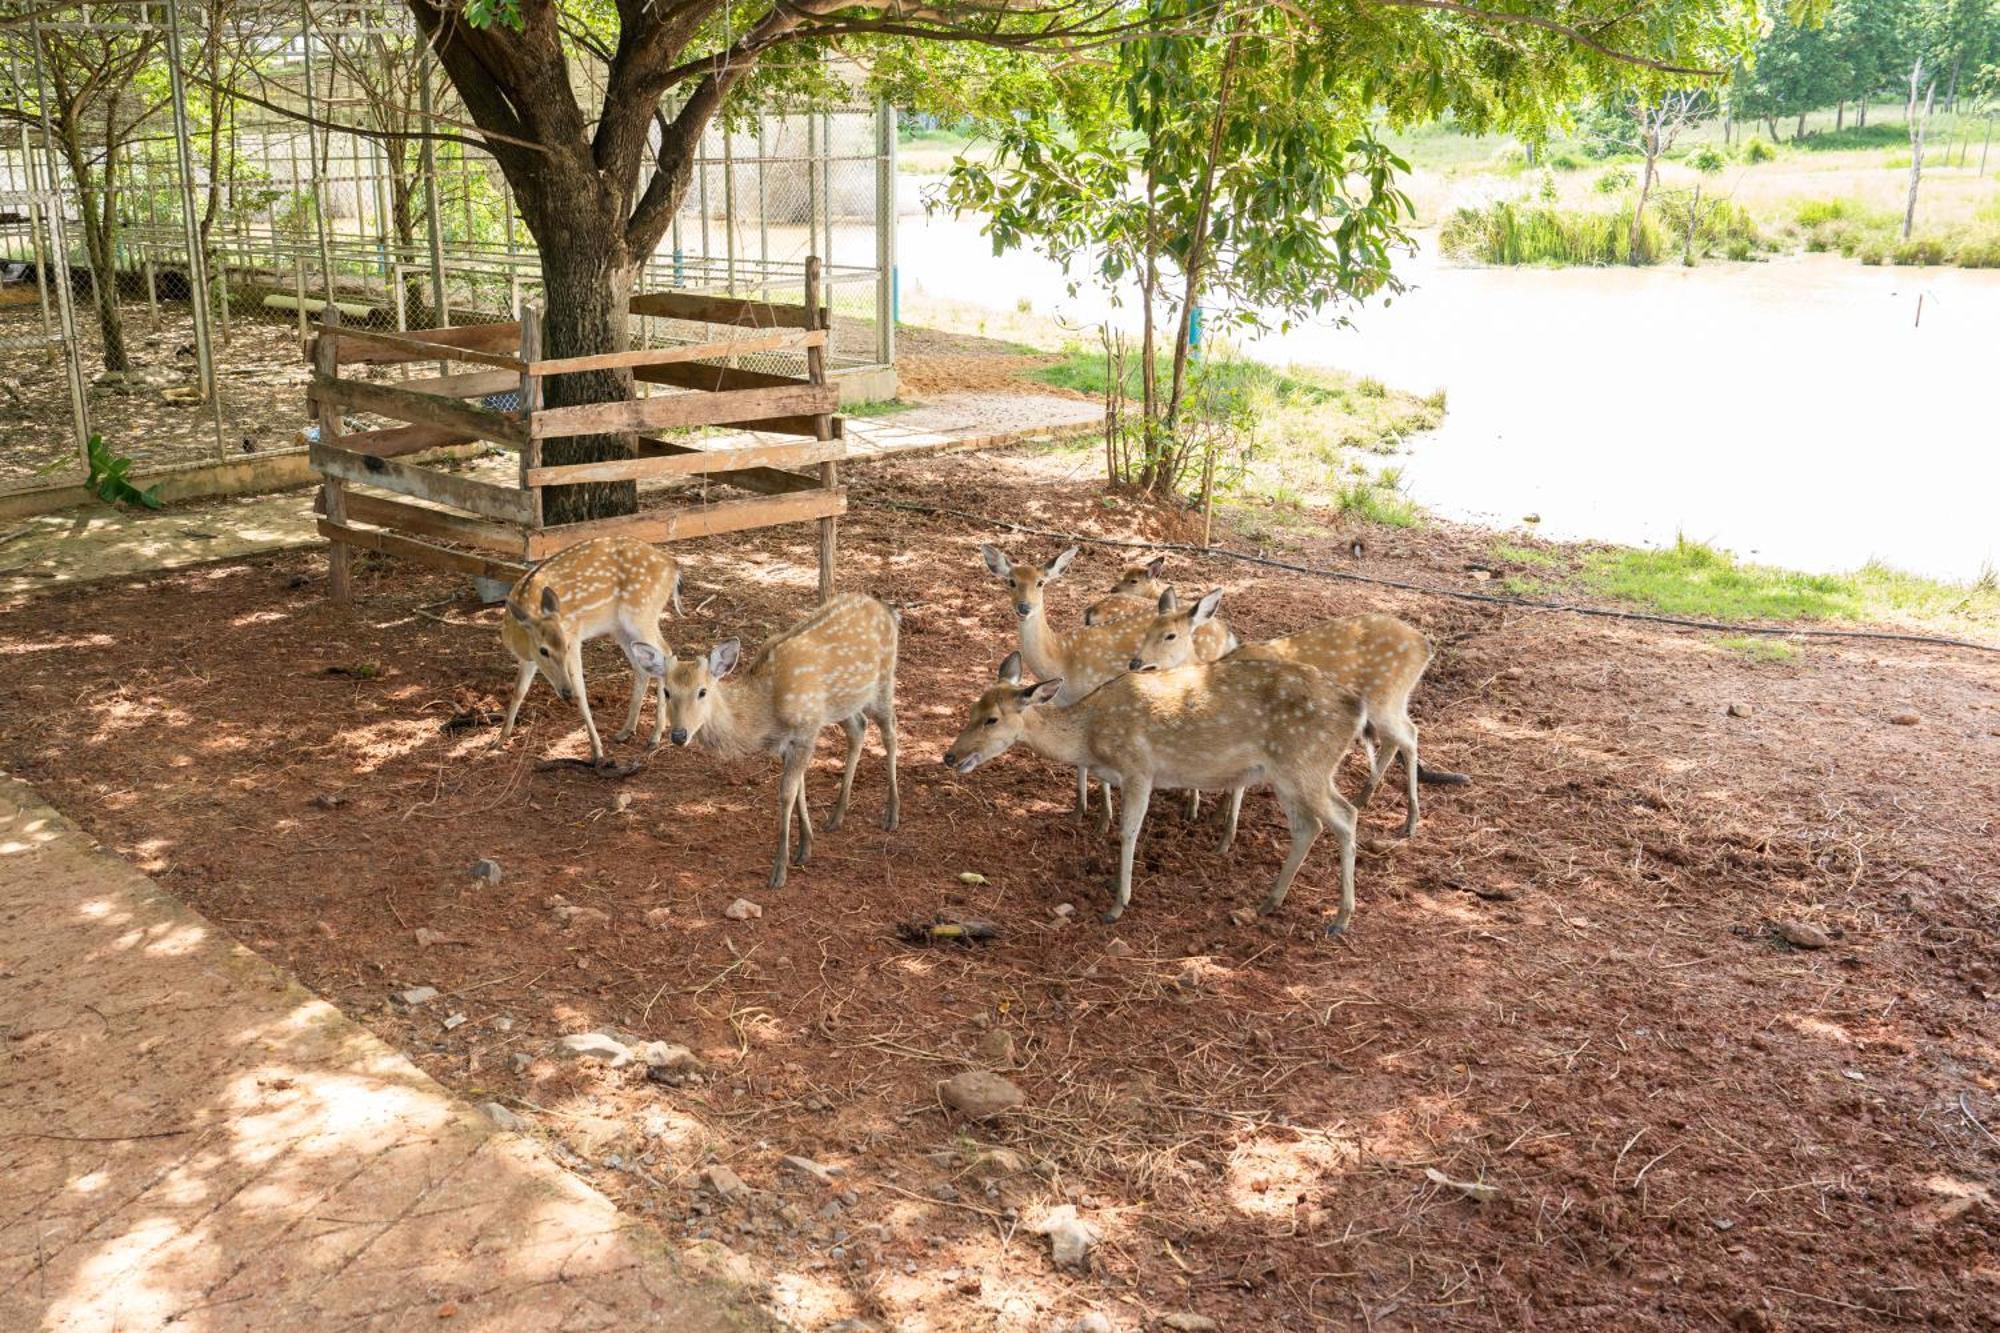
[629,594,900,889]
[1082,556,1232,659]
[499,537,684,764]
[1130,593,1461,840]
[979,544,1236,823]
[942,653,1366,933]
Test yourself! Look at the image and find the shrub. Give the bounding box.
[1741,137,1776,163]
[1440,200,1661,266]
[1891,235,1950,266]
[1549,150,1586,171]
[1953,231,2000,268]
[1594,166,1636,193]
[1794,197,1861,227]
[1689,145,1727,173]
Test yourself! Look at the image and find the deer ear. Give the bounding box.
[997,651,1023,685]
[1022,678,1064,706]
[708,639,741,678]
[1157,588,1178,613]
[1047,546,1079,578]
[1192,588,1225,625]
[1146,555,1167,578]
[628,641,668,677]
[671,568,685,615]
[540,585,560,617]
[979,544,1011,579]
[507,598,530,624]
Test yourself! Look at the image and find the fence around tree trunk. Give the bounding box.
[307,257,845,604]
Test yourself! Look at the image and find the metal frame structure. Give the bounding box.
[0,1,896,498]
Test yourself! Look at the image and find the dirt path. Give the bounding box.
[1,451,1996,1331]
[0,775,769,1332]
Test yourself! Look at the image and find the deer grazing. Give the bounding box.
[629,593,900,889]
[979,544,1236,823]
[943,653,1366,933]
[499,537,685,764]
[1129,593,1462,842]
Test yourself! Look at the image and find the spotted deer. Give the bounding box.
[499,537,685,764]
[629,594,900,889]
[1082,556,1231,660]
[1129,594,1463,843]
[942,653,1366,934]
[978,544,1237,824]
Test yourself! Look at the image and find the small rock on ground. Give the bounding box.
[644,907,674,930]
[939,1070,1025,1120]
[1227,906,1258,927]
[724,898,763,921]
[635,1040,699,1071]
[393,986,439,1007]
[1032,1203,1099,1269]
[479,1102,528,1133]
[469,858,503,885]
[557,1032,634,1067]
[1889,712,1921,726]
[781,1154,840,1185]
[1161,1316,1221,1333]
[1727,702,1753,718]
[1104,938,1133,958]
[703,1163,750,1202]
[974,1028,1017,1068]
[1775,920,1830,950]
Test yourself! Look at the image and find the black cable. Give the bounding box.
[862,496,2000,656]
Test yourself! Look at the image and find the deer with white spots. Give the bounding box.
[629,593,900,889]
[1081,556,1231,663]
[979,544,1236,824]
[499,537,685,765]
[1128,595,1464,845]
[942,652,1367,933]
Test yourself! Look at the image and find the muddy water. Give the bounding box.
[897,206,2000,582]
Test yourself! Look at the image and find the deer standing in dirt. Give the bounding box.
[979,544,1236,825]
[1129,594,1463,844]
[942,653,1366,933]
[499,538,685,764]
[629,594,900,889]
[1082,556,1231,663]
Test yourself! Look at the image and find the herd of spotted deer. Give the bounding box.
[495,535,1462,936]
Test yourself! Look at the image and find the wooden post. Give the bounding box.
[519,306,544,555]
[806,255,836,602]
[315,305,351,603]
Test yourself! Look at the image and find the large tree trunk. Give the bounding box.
[68,138,130,374]
[530,223,639,524]
[1630,148,1656,265]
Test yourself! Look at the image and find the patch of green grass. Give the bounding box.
[1490,540,1561,567]
[1578,537,2000,632]
[1715,635,1802,663]
[1332,473,1422,528]
[841,398,919,419]
[1792,122,1909,152]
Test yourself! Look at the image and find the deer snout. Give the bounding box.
[941,749,981,775]
[1014,602,1031,617]
[669,727,690,746]
[1129,657,1145,671]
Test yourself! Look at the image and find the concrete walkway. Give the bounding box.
[0,775,767,1332]
[0,388,1101,598]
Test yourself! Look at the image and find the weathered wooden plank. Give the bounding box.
[318,320,523,368]
[315,307,350,604]
[529,382,837,441]
[634,360,804,393]
[397,368,522,399]
[528,488,846,559]
[319,518,527,582]
[524,438,844,487]
[310,375,527,447]
[807,255,837,603]
[340,491,526,554]
[633,436,820,497]
[310,441,535,525]
[337,422,479,459]
[627,289,826,330]
[528,329,824,378]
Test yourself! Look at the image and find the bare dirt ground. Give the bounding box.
[2,449,1997,1332]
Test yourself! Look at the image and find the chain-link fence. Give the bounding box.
[0,1,893,497]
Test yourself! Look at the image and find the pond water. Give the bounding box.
[898,206,2000,584]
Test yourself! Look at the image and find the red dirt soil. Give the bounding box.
[3,450,1998,1332]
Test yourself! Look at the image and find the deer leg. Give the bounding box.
[876,693,900,832]
[793,774,815,868]
[1216,786,1246,855]
[770,743,810,888]
[1358,713,1421,837]
[1400,721,1422,839]
[569,646,605,765]
[1184,789,1202,822]
[1095,779,1116,836]
[827,714,865,832]
[648,665,668,749]
[1319,789,1360,935]
[1261,784,1332,918]
[498,661,536,747]
[1103,775,1153,924]
[1073,765,1092,821]
[614,651,647,744]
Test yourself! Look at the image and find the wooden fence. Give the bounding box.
[307,257,845,603]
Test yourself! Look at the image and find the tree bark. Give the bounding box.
[530,222,640,524]
[66,133,130,374]
[1903,64,1934,240]
[1836,100,1845,132]
[1163,21,1245,466]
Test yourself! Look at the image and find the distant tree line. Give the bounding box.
[1731,0,1999,138]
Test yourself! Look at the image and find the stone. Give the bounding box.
[413,928,463,948]
[1060,1315,1113,1333]
[644,907,674,931]
[479,1102,527,1133]
[1053,903,1076,918]
[1175,965,1203,993]
[1775,920,1830,950]
[966,1147,1030,1182]
[469,858,503,885]
[781,1154,841,1185]
[1228,906,1258,927]
[703,1164,750,1202]
[557,1032,634,1067]
[1889,712,1921,726]
[724,898,763,921]
[545,895,608,930]
[1031,1203,1099,1270]
[442,1012,467,1031]
[1161,1317,1221,1333]
[974,1028,1017,1068]
[393,986,439,1008]
[636,1041,699,1072]
[1104,938,1133,958]
[939,1070,1025,1120]
[1726,702,1753,719]
[511,1052,533,1074]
